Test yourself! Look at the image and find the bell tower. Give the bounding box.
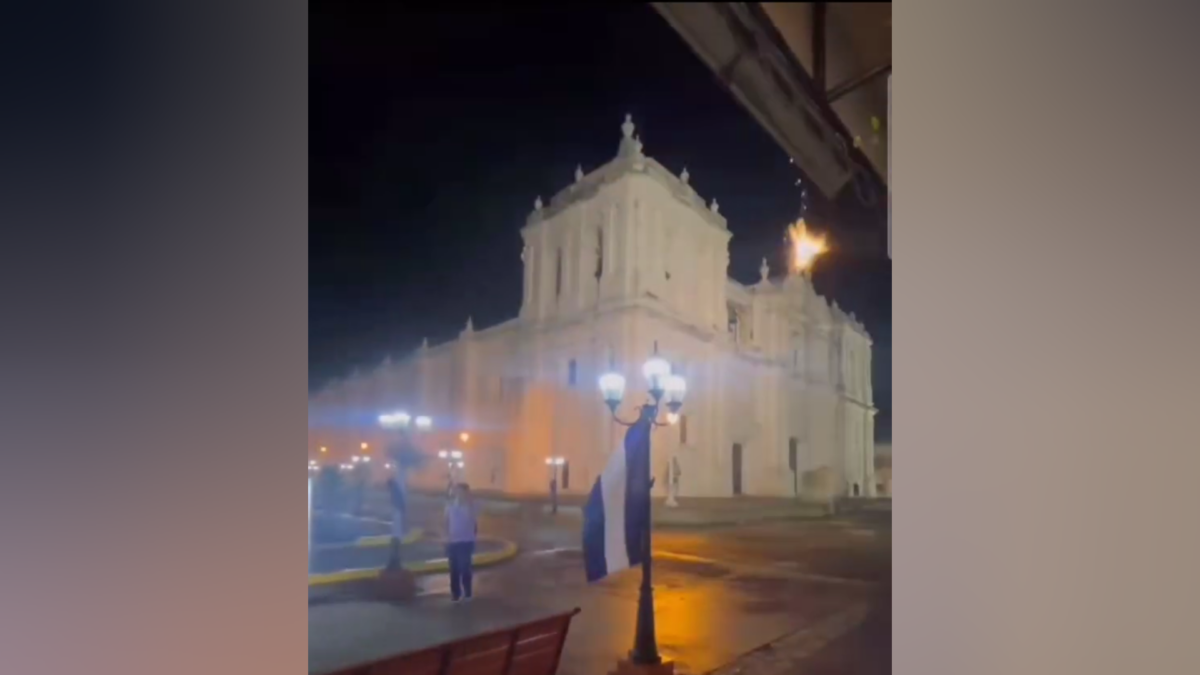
[518,114,732,334]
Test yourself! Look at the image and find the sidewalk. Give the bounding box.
[308,542,878,675]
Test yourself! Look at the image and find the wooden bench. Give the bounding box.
[322,608,581,675]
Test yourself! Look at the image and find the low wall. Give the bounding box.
[380,488,831,526]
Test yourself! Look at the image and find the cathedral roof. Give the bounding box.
[525,114,729,233]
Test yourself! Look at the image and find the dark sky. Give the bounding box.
[310,4,891,436]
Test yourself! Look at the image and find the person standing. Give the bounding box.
[444,483,479,602]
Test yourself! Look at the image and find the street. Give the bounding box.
[308,508,891,675]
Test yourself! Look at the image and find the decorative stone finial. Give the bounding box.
[575,165,584,183]
[534,196,543,211]
[420,337,429,350]
[463,316,474,333]
[680,166,690,185]
[709,198,720,214]
[618,114,645,160]
[759,258,770,282]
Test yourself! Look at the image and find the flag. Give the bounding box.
[582,416,652,582]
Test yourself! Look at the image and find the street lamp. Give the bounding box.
[379,410,433,572]
[598,354,687,669]
[438,449,464,489]
[545,456,565,514]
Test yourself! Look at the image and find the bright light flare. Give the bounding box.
[788,220,828,274]
[459,432,470,443]
[666,412,680,425]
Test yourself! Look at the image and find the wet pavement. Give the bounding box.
[308,508,891,675]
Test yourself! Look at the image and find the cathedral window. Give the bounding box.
[595,228,603,280]
[568,358,577,387]
[555,247,563,297]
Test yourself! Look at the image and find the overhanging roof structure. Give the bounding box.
[653,3,890,203]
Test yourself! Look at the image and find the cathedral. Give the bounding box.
[309,115,878,500]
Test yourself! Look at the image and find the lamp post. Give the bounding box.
[545,456,565,514]
[598,354,687,671]
[379,410,432,571]
[438,449,464,492]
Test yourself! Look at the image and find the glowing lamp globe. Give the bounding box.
[414,415,432,431]
[599,372,626,411]
[663,374,687,413]
[642,356,671,401]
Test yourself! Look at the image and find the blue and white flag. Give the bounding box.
[582,418,652,583]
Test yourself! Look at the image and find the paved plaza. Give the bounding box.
[307,507,891,675]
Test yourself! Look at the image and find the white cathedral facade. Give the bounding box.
[309,115,877,500]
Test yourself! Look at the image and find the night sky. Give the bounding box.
[310,4,891,437]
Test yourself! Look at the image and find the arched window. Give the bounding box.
[567,358,577,387]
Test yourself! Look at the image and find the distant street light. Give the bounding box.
[379,409,432,572]
[545,456,565,514]
[438,449,465,489]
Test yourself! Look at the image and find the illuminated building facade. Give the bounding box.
[310,116,876,500]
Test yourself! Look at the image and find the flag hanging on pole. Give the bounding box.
[582,416,652,583]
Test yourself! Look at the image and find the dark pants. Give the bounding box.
[446,541,475,600]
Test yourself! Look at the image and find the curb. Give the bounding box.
[353,527,424,548]
[308,538,520,587]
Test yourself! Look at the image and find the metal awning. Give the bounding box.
[653,2,890,202]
